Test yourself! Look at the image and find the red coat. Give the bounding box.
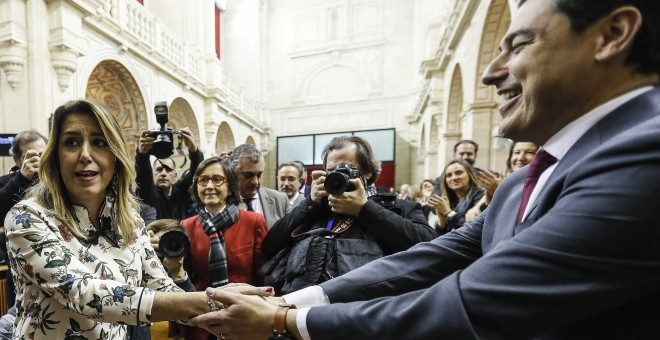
[171,210,269,340]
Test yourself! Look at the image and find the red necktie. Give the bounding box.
[517,150,557,223]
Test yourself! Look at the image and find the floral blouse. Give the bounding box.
[5,197,182,340]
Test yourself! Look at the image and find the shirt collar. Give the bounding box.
[288,191,300,205]
[543,86,653,159]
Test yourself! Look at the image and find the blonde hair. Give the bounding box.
[27,100,140,243]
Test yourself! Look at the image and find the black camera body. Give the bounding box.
[324,163,361,195]
[147,101,181,159]
[158,230,190,259]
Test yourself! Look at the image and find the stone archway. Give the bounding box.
[469,0,511,170]
[215,122,236,155]
[473,0,511,104]
[86,60,147,157]
[245,136,255,146]
[440,64,464,167]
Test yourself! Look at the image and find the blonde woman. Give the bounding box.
[4,100,215,339]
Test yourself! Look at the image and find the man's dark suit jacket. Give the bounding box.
[306,88,660,339]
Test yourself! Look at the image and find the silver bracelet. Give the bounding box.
[207,297,219,312]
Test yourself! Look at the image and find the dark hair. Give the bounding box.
[439,159,480,208]
[518,0,660,75]
[147,218,186,235]
[9,129,48,161]
[189,157,241,206]
[321,135,381,185]
[228,144,263,170]
[278,162,304,178]
[506,141,539,172]
[453,140,479,154]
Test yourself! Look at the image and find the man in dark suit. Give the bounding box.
[229,144,290,228]
[191,0,660,338]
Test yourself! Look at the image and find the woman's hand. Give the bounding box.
[477,170,503,198]
[189,288,280,340]
[428,194,451,216]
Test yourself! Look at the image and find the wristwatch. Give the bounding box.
[446,210,457,219]
[269,304,297,340]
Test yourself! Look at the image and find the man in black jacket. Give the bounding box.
[0,129,47,223]
[135,127,203,220]
[0,129,47,311]
[262,136,436,293]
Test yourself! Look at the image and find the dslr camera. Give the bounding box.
[324,163,361,195]
[146,101,182,159]
[158,230,190,259]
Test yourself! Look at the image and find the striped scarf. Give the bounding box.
[197,203,239,287]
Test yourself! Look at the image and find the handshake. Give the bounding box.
[188,284,299,340]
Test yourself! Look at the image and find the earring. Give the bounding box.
[109,172,119,199]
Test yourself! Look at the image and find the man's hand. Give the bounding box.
[310,170,329,204]
[178,127,198,152]
[20,150,41,180]
[149,230,186,280]
[138,130,154,155]
[328,178,368,216]
[189,288,277,340]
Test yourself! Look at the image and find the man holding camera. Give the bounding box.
[0,129,48,223]
[261,136,436,294]
[135,126,203,220]
[0,129,48,311]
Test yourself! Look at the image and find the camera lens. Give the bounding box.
[158,230,190,259]
[151,133,174,159]
[325,172,350,195]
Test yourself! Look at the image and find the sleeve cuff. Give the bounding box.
[296,308,312,340]
[283,286,330,308]
[137,287,156,325]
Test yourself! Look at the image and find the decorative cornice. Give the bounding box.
[50,45,79,91]
[0,42,27,90]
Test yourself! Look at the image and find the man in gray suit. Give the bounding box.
[192,0,660,338]
[228,144,290,228]
[277,162,306,209]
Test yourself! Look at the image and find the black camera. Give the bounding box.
[324,163,361,195]
[158,230,190,259]
[147,101,182,159]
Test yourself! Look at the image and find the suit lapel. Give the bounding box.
[523,88,660,227]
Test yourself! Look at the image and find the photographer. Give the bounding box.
[0,129,47,310]
[0,129,47,223]
[135,126,203,220]
[261,136,436,294]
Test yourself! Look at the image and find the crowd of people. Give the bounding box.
[0,0,659,338]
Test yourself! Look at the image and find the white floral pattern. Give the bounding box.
[5,197,182,340]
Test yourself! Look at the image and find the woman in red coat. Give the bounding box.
[171,156,268,340]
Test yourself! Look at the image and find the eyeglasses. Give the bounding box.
[196,175,227,187]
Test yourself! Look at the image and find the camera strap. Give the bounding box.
[291,214,356,239]
[174,137,187,169]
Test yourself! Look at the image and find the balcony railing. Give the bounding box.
[93,0,264,128]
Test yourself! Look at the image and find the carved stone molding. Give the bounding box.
[50,46,78,91]
[0,43,27,90]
